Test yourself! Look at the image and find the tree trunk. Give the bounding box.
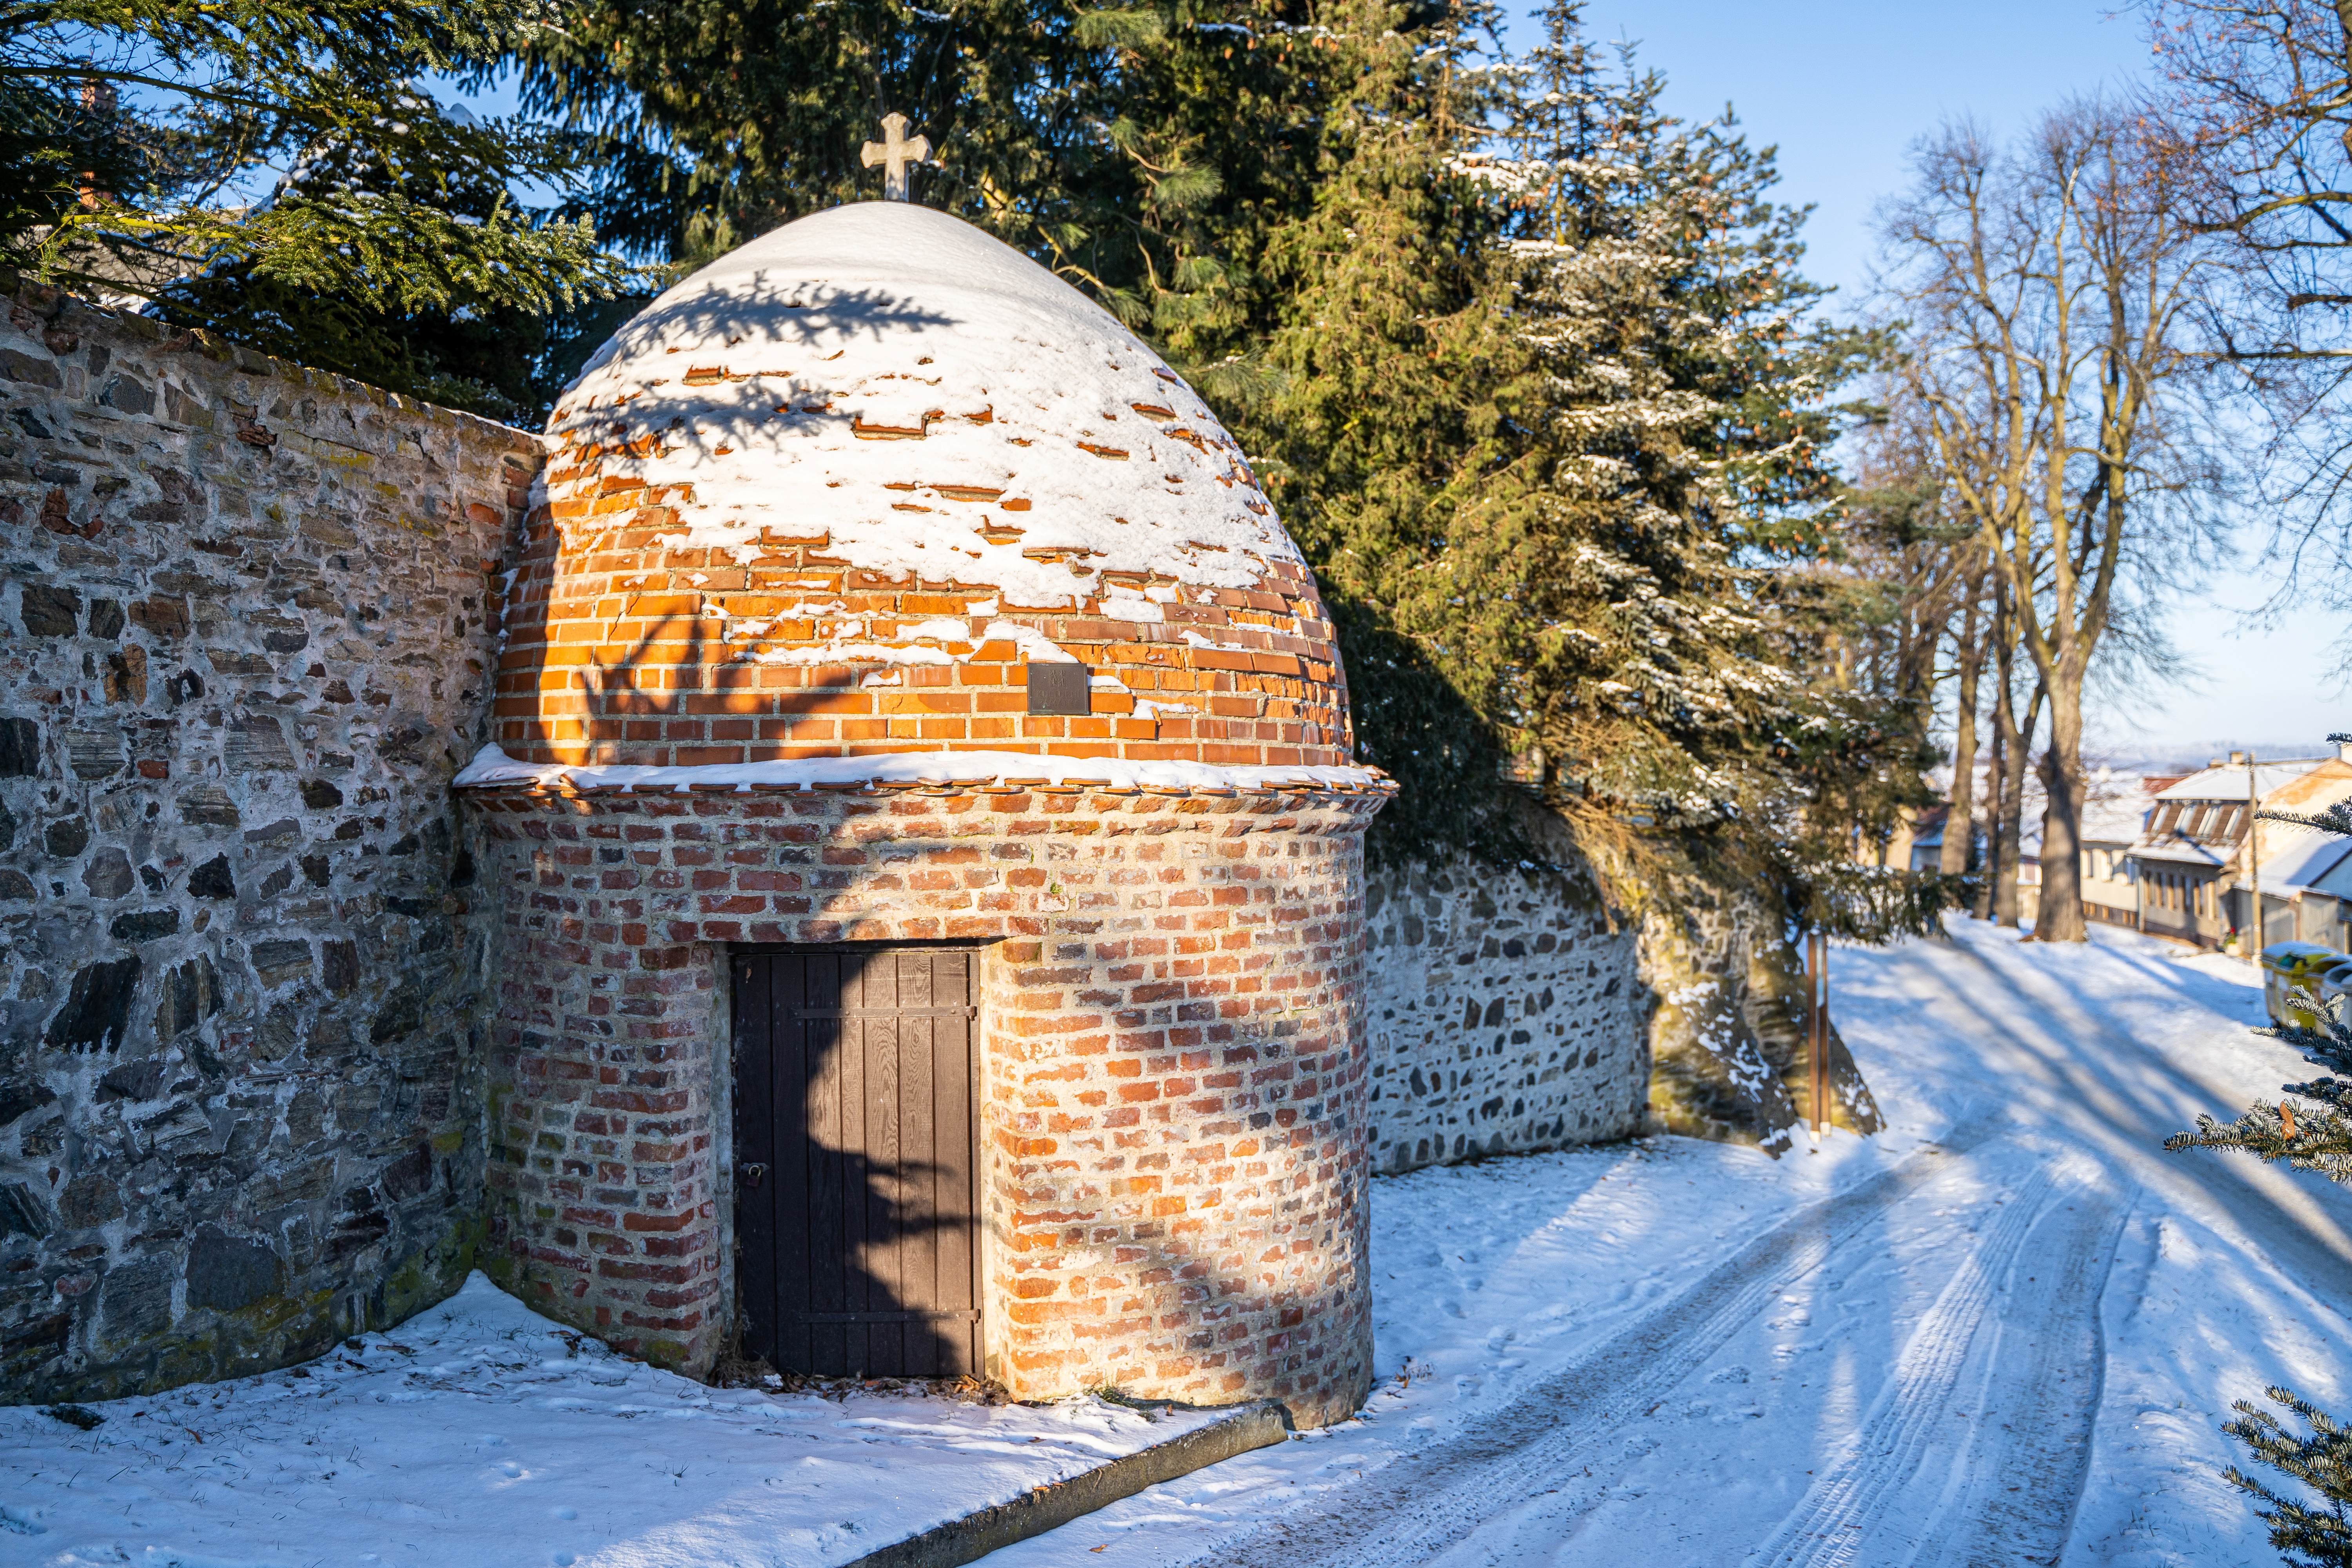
[1992,703,2023,926]
[1990,590,2025,927]
[1994,677,2044,929]
[1940,584,1987,878]
[2032,681,2090,942]
[1973,711,2003,922]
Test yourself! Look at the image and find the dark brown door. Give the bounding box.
[732,946,981,1378]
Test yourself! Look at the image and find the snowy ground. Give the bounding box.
[7,916,2347,1566]
[0,1282,1232,1567]
[982,916,2352,1568]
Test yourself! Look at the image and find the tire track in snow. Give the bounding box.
[1748,1163,2128,1568]
[1747,1164,2061,1566]
[1176,1124,2002,1568]
[1908,1181,2131,1568]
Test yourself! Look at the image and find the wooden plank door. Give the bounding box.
[733,946,980,1378]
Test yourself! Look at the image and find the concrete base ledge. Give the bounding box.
[844,1401,1290,1568]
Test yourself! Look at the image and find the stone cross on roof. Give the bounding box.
[861,113,932,202]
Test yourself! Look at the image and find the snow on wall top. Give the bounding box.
[452,744,1390,794]
[548,202,1297,608]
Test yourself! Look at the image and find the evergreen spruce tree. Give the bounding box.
[1234,0,1526,856]
[1469,9,1904,912]
[1256,0,1922,927]
[514,0,1355,363]
[4,0,633,418]
[1225,0,1923,1142]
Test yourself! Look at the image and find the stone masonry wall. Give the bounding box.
[468,778,1386,1428]
[1362,849,1649,1174]
[0,280,539,1401]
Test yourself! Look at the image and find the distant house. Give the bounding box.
[2080,775,2156,927]
[1899,800,2043,888]
[1906,804,1948,872]
[2129,752,2352,950]
[2244,764,2352,949]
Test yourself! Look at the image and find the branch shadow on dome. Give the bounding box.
[537,606,978,761]
[598,277,959,383]
[568,281,964,466]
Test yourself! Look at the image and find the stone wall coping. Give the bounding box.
[450,744,1394,797]
[4,269,548,455]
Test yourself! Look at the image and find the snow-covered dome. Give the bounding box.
[481,202,1364,782]
[554,203,1298,606]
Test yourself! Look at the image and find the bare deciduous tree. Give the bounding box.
[2143,0,2352,545]
[1880,103,2226,941]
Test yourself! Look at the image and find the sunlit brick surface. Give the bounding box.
[492,481,1354,771]
[470,780,1387,1426]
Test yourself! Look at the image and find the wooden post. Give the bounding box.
[1808,929,1830,1137]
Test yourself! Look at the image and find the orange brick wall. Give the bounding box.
[495,455,1356,770]
[468,777,1388,1428]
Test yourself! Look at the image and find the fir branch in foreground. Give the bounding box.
[2166,1005,2352,1181]
[2164,1095,2352,1183]
[2262,804,2352,836]
[2223,1387,2352,1568]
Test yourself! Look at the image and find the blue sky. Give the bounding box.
[1564,0,2350,761]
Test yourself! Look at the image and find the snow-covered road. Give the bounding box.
[996,918,2352,1568]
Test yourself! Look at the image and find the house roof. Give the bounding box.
[2154,760,2328,802]
[2310,851,2352,900]
[2267,760,2352,811]
[2134,837,2227,869]
[2126,759,2352,877]
[2078,780,2156,846]
[2256,826,2352,895]
[2122,760,2352,891]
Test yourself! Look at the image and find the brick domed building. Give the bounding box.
[458,201,1392,1426]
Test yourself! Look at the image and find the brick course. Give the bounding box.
[469,778,1387,1427]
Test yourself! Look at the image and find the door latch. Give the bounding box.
[739,1162,768,1188]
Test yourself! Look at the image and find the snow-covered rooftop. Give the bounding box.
[2131,837,2227,869]
[546,202,1295,609]
[2254,825,2352,895]
[2078,781,2156,845]
[2154,760,2327,802]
